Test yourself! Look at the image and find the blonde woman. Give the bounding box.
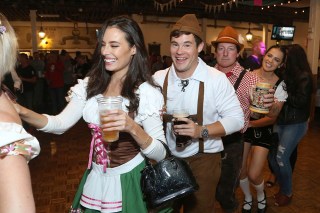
[0,13,40,213]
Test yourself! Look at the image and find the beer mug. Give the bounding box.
[97,96,123,142]
[172,109,192,147]
[250,82,272,114]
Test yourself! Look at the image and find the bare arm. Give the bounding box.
[16,103,48,129]
[250,101,284,128]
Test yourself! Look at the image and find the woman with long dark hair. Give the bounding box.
[269,44,313,206]
[239,45,288,213]
[14,16,169,213]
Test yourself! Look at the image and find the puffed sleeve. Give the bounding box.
[39,78,88,134]
[0,122,40,161]
[135,82,167,162]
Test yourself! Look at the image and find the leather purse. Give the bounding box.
[140,141,199,208]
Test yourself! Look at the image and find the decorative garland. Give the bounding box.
[201,0,240,14]
[153,0,179,12]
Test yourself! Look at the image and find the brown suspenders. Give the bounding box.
[162,69,205,153]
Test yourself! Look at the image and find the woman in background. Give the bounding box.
[240,45,287,213]
[269,44,313,206]
[0,13,40,213]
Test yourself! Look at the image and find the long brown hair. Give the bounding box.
[282,44,313,94]
[86,16,159,112]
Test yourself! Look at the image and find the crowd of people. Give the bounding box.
[0,11,314,213]
[3,48,92,116]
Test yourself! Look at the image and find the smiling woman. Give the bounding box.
[13,15,172,213]
[240,45,288,213]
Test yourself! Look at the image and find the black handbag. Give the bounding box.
[140,141,199,209]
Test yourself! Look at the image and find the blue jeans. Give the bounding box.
[269,122,308,196]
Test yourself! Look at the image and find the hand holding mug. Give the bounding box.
[172,109,192,147]
[97,96,123,143]
[250,82,272,114]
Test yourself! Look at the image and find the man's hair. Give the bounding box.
[170,30,203,47]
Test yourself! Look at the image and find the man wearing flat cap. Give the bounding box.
[153,14,244,212]
[213,26,274,213]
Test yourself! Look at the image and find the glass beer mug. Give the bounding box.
[172,109,192,147]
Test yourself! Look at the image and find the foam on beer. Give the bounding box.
[173,112,189,118]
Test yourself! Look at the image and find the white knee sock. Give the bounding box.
[240,177,252,210]
[253,181,266,209]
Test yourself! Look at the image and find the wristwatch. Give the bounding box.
[201,125,209,139]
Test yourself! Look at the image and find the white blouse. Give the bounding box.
[39,78,167,161]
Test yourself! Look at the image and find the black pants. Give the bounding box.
[216,133,244,211]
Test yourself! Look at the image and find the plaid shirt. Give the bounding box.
[215,62,258,132]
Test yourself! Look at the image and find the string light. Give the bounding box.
[257,0,306,16]
[202,0,306,15]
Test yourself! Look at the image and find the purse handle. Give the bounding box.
[158,140,172,158]
[144,140,172,166]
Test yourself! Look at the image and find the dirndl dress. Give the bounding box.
[69,124,171,213]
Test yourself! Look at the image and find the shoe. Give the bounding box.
[257,191,267,213]
[266,174,277,188]
[275,193,292,207]
[242,200,252,213]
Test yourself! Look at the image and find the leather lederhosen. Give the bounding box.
[161,69,205,153]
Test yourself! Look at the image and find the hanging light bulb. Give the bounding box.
[246,22,253,42]
[39,23,45,39]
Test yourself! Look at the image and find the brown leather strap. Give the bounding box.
[162,69,169,105]
[162,68,205,153]
[197,82,204,153]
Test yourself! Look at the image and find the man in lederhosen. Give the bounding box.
[153,14,244,213]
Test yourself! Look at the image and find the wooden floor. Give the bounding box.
[29,109,320,213]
